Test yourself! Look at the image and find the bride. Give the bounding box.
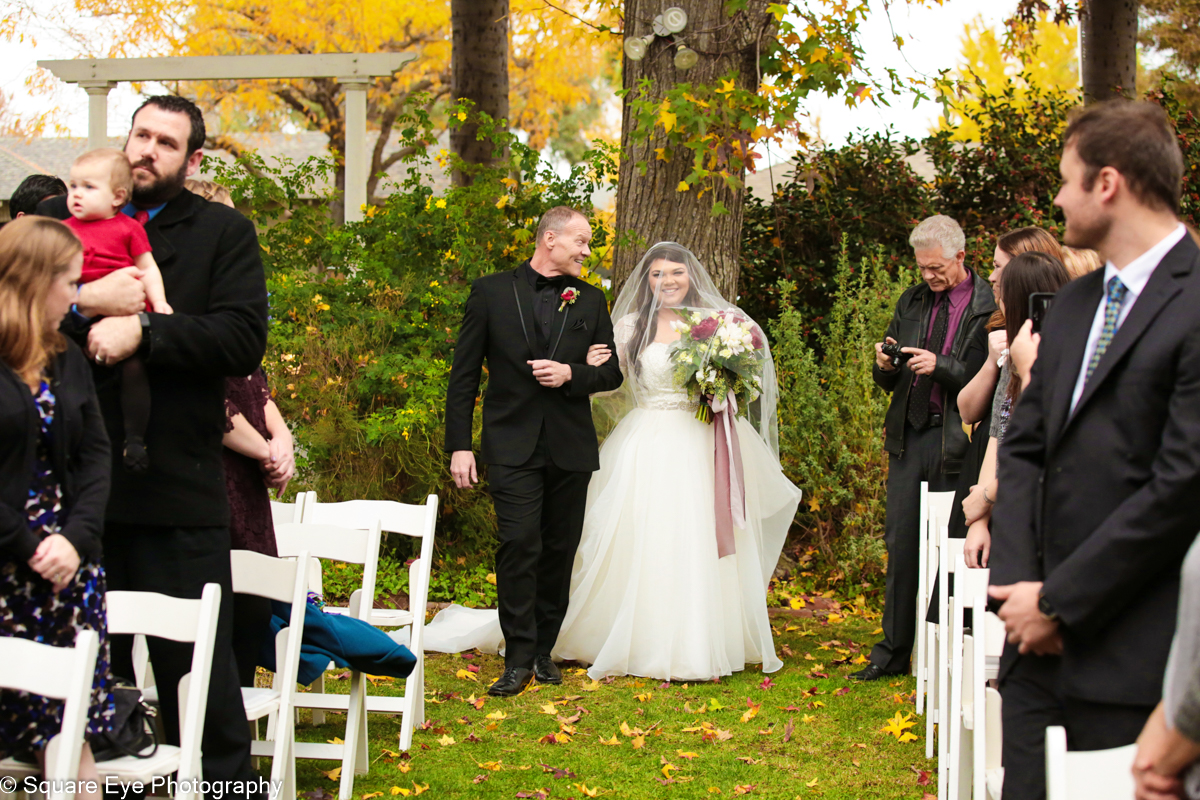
[422,243,801,682]
[551,242,802,681]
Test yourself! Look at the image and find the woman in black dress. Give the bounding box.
[0,216,113,796]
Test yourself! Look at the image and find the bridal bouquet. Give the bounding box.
[668,310,767,423]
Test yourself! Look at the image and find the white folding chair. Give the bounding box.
[0,629,99,800]
[97,585,221,800]
[936,522,966,796]
[270,495,307,527]
[1045,725,1137,800]
[947,560,994,800]
[232,549,309,800]
[273,520,382,800]
[916,484,956,714]
[299,493,437,753]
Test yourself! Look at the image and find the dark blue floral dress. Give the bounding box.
[0,379,114,759]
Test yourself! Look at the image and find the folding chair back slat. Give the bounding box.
[276,522,380,571]
[232,549,309,603]
[302,498,429,537]
[1045,726,1137,800]
[270,495,306,527]
[106,591,206,641]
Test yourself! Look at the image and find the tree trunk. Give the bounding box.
[451,0,510,186]
[1080,0,1138,101]
[612,0,775,301]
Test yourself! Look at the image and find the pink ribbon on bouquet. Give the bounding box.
[712,390,745,559]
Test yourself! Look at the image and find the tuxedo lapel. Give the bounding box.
[547,281,576,361]
[510,269,536,360]
[1066,240,1195,427]
[1046,273,1103,446]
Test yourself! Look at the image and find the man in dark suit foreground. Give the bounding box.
[41,96,267,796]
[988,100,1200,799]
[445,206,623,696]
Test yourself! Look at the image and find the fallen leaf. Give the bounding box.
[599,734,620,745]
[539,703,558,715]
[677,750,699,760]
[736,756,763,765]
[636,692,653,702]
[916,769,932,786]
[740,701,761,724]
[327,737,345,745]
[806,777,819,788]
[582,680,601,691]
[632,734,646,749]
[733,786,756,795]
[361,793,382,799]
[759,678,776,690]
[471,775,488,785]
[437,735,455,746]
[320,767,342,782]
[539,763,577,779]
[397,763,412,774]
[881,711,917,740]
[834,687,851,696]
[486,710,508,720]
[411,786,428,797]
[662,762,677,779]
[573,782,600,797]
[455,669,478,682]
[707,698,727,711]
[388,789,407,798]
[802,714,816,724]
[783,716,795,743]
[477,761,502,771]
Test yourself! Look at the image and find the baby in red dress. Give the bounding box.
[64,148,172,472]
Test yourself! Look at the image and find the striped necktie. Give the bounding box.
[1084,275,1128,385]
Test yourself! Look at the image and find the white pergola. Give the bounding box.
[37,53,416,222]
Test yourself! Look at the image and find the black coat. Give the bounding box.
[0,341,110,562]
[873,270,996,472]
[990,234,1200,706]
[444,263,623,471]
[40,191,268,526]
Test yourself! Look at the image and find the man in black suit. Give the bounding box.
[40,96,267,796]
[445,206,623,696]
[853,215,996,682]
[988,100,1200,800]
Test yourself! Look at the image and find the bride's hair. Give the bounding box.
[626,243,702,377]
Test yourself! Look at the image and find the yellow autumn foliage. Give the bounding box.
[937,13,1080,142]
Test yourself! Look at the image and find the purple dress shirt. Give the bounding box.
[917,272,974,414]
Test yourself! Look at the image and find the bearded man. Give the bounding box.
[40,95,268,798]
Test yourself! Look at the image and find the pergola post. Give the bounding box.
[79,81,115,150]
[340,78,370,224]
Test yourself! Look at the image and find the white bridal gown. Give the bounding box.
[551,341,802,681]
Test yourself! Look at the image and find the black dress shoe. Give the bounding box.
[848,664,899,682]
[487,667,535,697]
[533,654,562,685]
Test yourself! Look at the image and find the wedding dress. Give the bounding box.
[551,334,802,681]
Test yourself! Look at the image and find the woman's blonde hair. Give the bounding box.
[1062,247,1103,278]
[0,217,81,387]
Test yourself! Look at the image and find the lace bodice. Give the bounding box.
[636,342,698,412]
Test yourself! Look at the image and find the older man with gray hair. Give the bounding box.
[852,214,997,681]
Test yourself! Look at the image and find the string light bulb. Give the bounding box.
[674,44,698,71]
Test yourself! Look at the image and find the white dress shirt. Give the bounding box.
[1069,224,1188,412]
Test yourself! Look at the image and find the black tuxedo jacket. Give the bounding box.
[444,264,623,471]
[40,191,269,527]
[990,233,1200,706]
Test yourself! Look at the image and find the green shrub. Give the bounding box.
[770,244,916,593]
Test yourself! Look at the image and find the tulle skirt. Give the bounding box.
[552,407,802,681]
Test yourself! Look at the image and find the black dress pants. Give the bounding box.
[1000,650,1156,800]
[487,435,591,669]
[871,422,957,673]
[104,523,259,797]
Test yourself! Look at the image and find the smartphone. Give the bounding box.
[1028,292,1055,334]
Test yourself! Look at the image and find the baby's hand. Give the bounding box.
[152,300,173,315]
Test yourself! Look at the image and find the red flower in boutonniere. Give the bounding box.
[558,287,579,312]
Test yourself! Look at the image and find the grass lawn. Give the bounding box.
[289,615,936,800]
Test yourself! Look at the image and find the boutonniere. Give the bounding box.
[558,287,579,312]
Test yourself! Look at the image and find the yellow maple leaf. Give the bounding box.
[362,793,382,799]
[789,597,806,609]
[881,711,917,739]
[478,761,502,771]
[853,654,870,665]
[485,710,507,720]
[899,731,919,743]
[632,734,646,749]
[806,777,819,787]
[412,785,429,797]
[658,101,677,133]
[321,767,342,781]
[389,787,407,797]
[802,714,816,723]
[437,734,455,746]
[582,680,601,691]
[662,762,677,779]
[677,750,699,760]
[495,195,509,209]
[599,734,620,745]
[740,705,760,724]
[539,703,558,715]
[397,762,412,774]
[677,181,690,193]
[573,784,600,798]
[635,692,653,702]
[716,78,737,94]
[455,669,478,682]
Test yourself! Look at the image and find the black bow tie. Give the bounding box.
[535,274,566,292]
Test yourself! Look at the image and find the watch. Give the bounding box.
[137,311,152,357]
[1037,593,1060,622]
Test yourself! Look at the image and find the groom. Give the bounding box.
[445,206,623,696]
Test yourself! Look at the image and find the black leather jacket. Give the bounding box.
[873,269,997,472]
